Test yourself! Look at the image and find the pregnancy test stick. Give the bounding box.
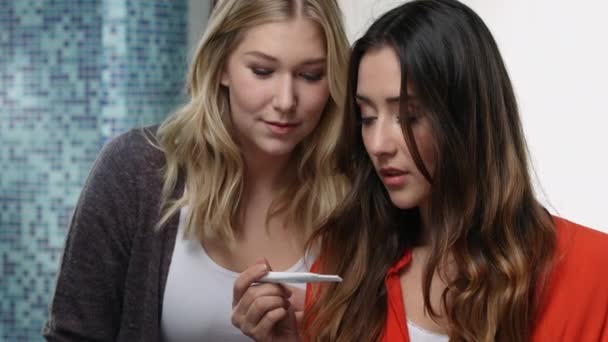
[259,272,342,283]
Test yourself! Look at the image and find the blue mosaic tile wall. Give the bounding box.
[0,0,188,340]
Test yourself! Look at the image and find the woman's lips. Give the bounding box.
[379,167,407,186]
[265,121,299,135]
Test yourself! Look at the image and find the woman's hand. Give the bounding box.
[232,259,301,342]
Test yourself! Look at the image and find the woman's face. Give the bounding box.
[221,17,329,160]
[356,46,436,210]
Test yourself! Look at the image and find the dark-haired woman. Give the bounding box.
[231,1,608,341]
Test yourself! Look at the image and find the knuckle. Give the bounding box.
[251,298,264,312]
[230,312,240,329]
[249,327,267,341]
[267,307,286,322]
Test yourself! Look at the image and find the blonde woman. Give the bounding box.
[43,0,349,341]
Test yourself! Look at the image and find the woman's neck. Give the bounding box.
[236,147,296,235]
[416,203,431,246]
[242,149,294,197]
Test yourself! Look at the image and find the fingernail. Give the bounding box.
[263,258,272,271]
[258,263,268,272]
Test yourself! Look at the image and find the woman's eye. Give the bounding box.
[360,116,375,126]
[406,112,421,124]
[300,72,323,82]
[251,67,273,77]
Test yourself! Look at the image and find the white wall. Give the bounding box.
[339,0,608,232]
[188,0,213,61]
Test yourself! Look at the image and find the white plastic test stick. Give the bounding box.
[259,272,342,283]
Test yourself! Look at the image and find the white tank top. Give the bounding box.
[161,207,312,342]
[407,319,449,342]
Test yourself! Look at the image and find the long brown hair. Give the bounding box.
[304,1,556,341]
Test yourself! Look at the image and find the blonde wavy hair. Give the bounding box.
[156,0,350,243]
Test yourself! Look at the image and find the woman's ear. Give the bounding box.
[220,68,229,87]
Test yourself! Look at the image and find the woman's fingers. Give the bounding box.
[232,259,300,341]
[248,307,290,340]
[232,261,268,307]
[232,282,293,339]
[285,286,305,326]
[241,294,290,331]
[234,283,290,318]
[286,286,305,311]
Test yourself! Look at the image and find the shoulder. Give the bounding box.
[78,125,169,224]
[87,126,167,191]
[68,125,173,257]
[98,125,165,171]
[545,216,608,299]
[533,217,608,341]
[553,216,608,271]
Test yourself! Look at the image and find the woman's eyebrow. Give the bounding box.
[299,57,326,66]
[244,51,326,66]
[244,51,278,62]
[355,94,401,105]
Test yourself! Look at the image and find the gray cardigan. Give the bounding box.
[43,127,183,341]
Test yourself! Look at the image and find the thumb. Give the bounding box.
[255,257,273,271]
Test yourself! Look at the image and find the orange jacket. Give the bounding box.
[308,217,608,341]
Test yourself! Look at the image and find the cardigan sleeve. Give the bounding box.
[43,132,141,341]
